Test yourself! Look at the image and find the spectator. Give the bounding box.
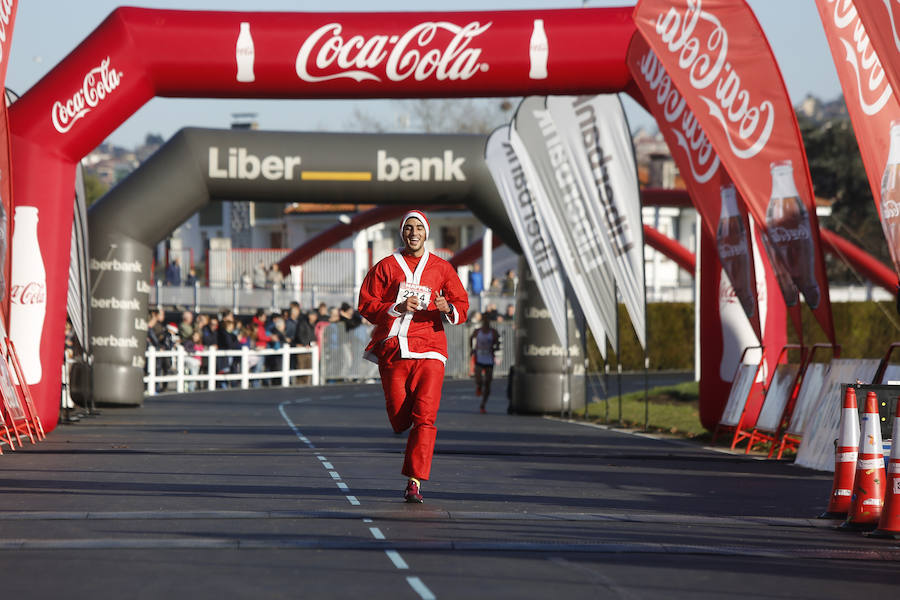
[267,263,285,289]
[468,262,484,295]
[482,303,499,324]
[339,302,362,331]
[181,330,202,391]
[165,258,182,286]
[294,310,317,347]
[253,261,267,288]
[284,302,301,342]
[238,324,263,386]
[505,303,515,322]
[316,302,330,323]
[241,271,253,291]
[185,267,197,287]
[178,310,194,340]
[501,270,517,296]
[489,277,501,294]
[201,316,219,348]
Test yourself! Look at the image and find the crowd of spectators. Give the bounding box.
[145,300,364,390]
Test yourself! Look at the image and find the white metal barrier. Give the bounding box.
[718,363,760,428]
[754,363,801,433]
[794,358,880,472]
[144,344,319,394]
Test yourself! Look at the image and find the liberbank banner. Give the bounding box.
[485,125,569,347]
[633,0,836,344]
[545,95,646,349]
[815,0,900,279]
[510,96,617,355]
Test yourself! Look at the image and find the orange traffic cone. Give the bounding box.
[820,386,859,518]
[869,397,900,539]
[841,391,886,530]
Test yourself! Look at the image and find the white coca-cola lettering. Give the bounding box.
[881,0,900,53]
[717,242,747,259]
[638,49,719,183]
[10,281,46,305]
[826,0,892,115]
[652,0,774,159]
[768,225,811,244]
[296,21,490,83]
[0,0,15,64]
[884,198,900,218]
[51,57,124,134]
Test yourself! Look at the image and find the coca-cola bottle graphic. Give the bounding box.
[528,19,548,80]
[765,160,820,309]
[236,22,255,83]
[880,120,900,273]
[759,232,799,307]
[9,206,46,385]
[716,184,755,318]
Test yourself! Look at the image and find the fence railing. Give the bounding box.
[144,345,319,394]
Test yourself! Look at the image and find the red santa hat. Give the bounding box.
[399,210,430,241]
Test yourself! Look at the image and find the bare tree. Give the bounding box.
[348,98,517,135]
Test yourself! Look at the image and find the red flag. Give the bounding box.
[626,34,763,341]
[0,1,17,327]
[633,0,836,344]
[820,0,900,280]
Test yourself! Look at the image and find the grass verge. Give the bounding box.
[576,380,710,440]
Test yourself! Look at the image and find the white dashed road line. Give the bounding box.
[278,397,434,596]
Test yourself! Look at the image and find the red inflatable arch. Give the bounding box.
[8,7,636,430]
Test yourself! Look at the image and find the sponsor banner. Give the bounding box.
[816,0,900,279]
[510,96,618,355]
[545,95,647,349]
[854,2,900,103]
[633,0,836,344]
[626,36,763,340]
[0,0,17,327]
[485,125,569,347]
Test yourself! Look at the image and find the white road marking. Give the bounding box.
[316,455,326,461]
[322,462,334,469]
[369,527,385,540]
[277,399,315,449]
[329,471,341,480]
[336,482,349,491]
[407,576,436,600]
[346,496,360,506]
[385,549,409,569]
[362,518,373,523]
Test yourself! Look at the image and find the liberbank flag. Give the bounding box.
[485,125,569,347]
[633,0,836,344]
[510,96,617,355]
[545,95,647,349]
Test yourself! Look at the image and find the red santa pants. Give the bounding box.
[378,357,444,481]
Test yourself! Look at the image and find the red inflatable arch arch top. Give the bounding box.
[8,7,636,430]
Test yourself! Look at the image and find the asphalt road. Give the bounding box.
[0,376,898,599]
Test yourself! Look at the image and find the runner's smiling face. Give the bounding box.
[402,218,427,257]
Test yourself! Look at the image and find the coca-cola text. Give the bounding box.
[0,0,15,64]
[823,0,892,115]
[51,57,124,134]
[651,0,774,159]
[636,49,719,183]
[10,281,45,305]
[296,21,491,83]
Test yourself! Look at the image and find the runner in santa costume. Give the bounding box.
[359,210,469,503]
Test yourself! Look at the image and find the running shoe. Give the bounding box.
[480,405,486,414]
[404,479,424,503]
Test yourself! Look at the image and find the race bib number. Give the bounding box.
[396,282,431,310]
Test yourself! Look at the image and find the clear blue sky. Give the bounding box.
[8,0,841,149]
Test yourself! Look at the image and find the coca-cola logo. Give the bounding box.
[0,0,15,65]
[10,281,46,305]
[637,49,720,183]
[768,225,811,244]
[651,0,774,159]
[296,21,491,83]
[881,0,900,53]
[884,198,900,218]
[825,0,892,116]
[718,242,747,259]
[51,57,123,134]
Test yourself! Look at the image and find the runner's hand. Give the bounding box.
[435,295,451,314]
[397,296,419,313]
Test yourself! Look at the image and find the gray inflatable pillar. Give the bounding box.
[512,257,585,414]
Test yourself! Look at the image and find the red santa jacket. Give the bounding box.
[359,249,468,364]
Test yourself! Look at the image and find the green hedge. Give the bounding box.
[586,301,900,371]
